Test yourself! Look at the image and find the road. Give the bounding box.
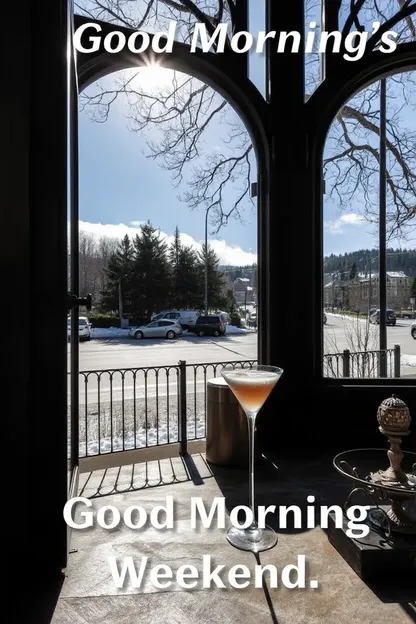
[69,321,414,455]
[73,317,415,372]
[71,333,256,405]
[75,332,257,370]
[70,318,415,403]
[324,313,415,362]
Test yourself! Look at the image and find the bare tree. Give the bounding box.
[78,231,119,306]
[77,0,416,235]
[79,231,98,296]
[324,314,382,377]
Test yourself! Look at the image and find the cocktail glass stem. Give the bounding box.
[247,412,257,530]
[220,363,282,552]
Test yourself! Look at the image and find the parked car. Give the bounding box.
[151,310,200,329]
[187,315,226,337]
[129,319,183,340]
[215,311,230,324]
[67,316,91,341]
[369,308,396,326]
[412,322,416,339]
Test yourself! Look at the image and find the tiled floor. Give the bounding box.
[52,454,415,624]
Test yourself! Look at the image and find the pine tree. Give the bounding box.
[101,234,134,314]
[169,227,200,309]
[197,243,227,311]
[130,221,171,320]
[349,262,357,280]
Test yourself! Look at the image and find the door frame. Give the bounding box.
[67,0,80,557]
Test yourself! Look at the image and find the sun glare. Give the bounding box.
[135,64,174,91]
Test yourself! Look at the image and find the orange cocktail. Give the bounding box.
[223,369,279,415]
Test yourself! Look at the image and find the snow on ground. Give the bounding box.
[91,324,252,339]
[326,312,367,324]
[91,327,130,338]
[402,353,416,367]
[79,419,206,458]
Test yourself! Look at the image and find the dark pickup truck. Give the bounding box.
[187,315,226,337]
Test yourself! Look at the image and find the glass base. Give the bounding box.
[226,525,278,553]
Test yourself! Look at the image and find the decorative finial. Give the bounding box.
[372,395,411,486]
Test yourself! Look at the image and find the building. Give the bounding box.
[233,277,255,305]
[324,271,413,312]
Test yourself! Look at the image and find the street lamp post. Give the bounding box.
[244,286,253,317]
[204,206,214,315]
[118,276,123,324]
[368,253,372,311]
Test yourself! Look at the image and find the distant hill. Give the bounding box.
[323,248,416,277]
[218,249,416,279]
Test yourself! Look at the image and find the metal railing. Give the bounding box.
[74,347,401,459]
[75,359,256,458]
[323,345,400,378]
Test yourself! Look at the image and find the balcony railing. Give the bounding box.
[323,345,400,378]
[76,359,256,459]
[74,347,401,459]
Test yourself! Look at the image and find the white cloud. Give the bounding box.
[324,212,366,234]
[77,220,257,266]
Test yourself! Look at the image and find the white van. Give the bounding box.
[217,311,229,324]
[151,310,200,329]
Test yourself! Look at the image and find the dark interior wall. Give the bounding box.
[5,0,69,583]
[5,1,31,579]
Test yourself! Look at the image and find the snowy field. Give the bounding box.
[77,394,206,457]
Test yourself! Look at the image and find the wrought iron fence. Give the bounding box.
[75,359,256,458]
[323,345,400,378]
[74,347,401,459]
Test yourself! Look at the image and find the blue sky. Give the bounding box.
[78,2,415,264]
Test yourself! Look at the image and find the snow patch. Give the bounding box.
[78,419,206,458]
[402,353,416,367]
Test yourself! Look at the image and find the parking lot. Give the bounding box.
[75,331,257,371]
[70,314,416,372]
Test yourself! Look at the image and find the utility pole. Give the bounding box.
[379,78,387,376]
[204,206,214,316]
[118,277,123,324]
[368,253,372,311]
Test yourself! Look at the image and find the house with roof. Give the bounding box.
[324,270,413,312]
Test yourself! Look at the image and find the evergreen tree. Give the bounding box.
[101,234,134,314]
[349,262,357,280]
[130,221,171,320]
[169,226,200,309]
[197,244,227,311]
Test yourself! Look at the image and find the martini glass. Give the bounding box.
[221,364,283,552]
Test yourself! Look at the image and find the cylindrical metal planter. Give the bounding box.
[206,377,260,466]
